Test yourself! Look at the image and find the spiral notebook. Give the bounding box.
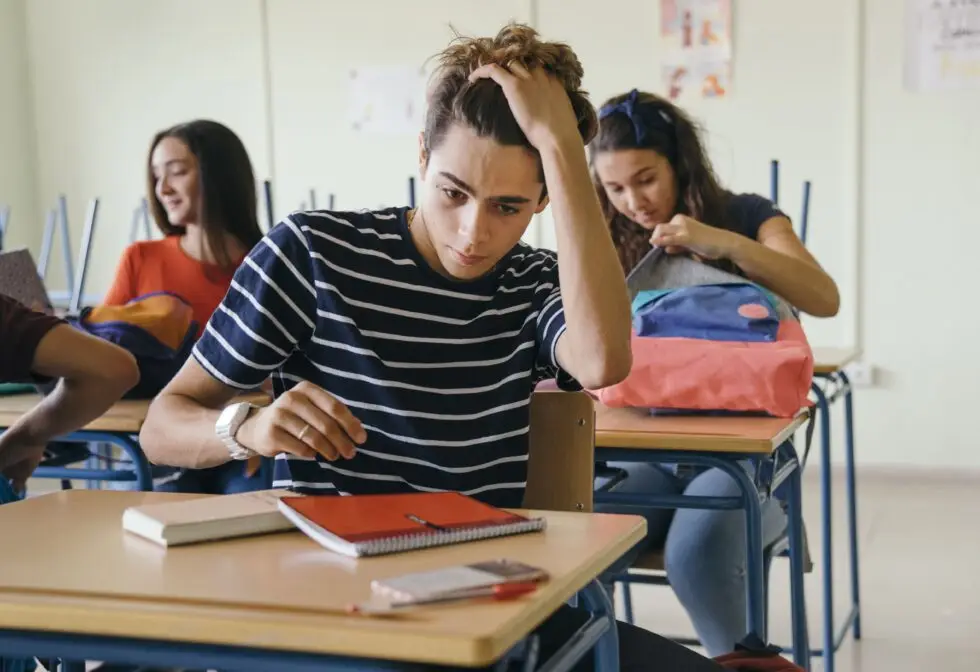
[277,492,547,558]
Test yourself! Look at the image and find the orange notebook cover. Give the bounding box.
[278,492,546,558]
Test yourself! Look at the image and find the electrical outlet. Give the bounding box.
[844,362,874,387]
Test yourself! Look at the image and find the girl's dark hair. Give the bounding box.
[424,23,598,198]
[588,90,734,274]
[146,119,263,271]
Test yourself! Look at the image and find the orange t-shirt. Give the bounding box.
[103,236,239,337]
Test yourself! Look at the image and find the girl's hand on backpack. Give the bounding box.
[237,381,367,462]
[650,214,739,260]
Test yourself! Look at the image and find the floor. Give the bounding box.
[620,468,980,671]
[25,467,980,671]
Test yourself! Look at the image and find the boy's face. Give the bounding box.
[415,124,548,281]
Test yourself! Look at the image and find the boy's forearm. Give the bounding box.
[539,139,632,388]
[141,392,234,469]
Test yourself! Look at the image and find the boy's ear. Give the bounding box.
[418,132,428,175]
[534,193,550,214]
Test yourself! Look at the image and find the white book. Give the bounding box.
[122,489,300,547]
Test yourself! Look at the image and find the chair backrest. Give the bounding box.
[523,389,596,513]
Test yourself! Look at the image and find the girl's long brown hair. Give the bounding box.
[588,90,737,275]
[146,119,263,271]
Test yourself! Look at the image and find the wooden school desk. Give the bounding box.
[808,347,863,672]
[812,347,860,377]
[0,393,270,491]
[593,405,810,668]
[0,491,646,671]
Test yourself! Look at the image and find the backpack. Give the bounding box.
[64,292,198,399]
[595,249,813,418]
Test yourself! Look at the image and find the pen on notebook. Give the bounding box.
[405,513,449,531]
[347,582,539,615]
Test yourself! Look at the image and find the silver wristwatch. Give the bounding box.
[215,402,259,460]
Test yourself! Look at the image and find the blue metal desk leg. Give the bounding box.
[579,580,620,672]
[719,461,767,640]
[785,453,811,669]
[621,580,634,624]
[118,434,153,492]
[838,371,862,640]
[33,432,153,492]
[811,383,834,672]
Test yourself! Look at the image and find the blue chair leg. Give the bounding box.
[731,464,767,640]
[838,371,862,640]
[811,383,834,672]
[621,581,635,625]
[762,549,772,631]
[786,458,811,669]
[579,580,620,672]
[113,435,152,492]
[34,433,154,492]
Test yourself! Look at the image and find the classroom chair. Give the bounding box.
[613,532,794,630]
[523,388,596,513]
[608,465,810,661]
[520,388,621,669]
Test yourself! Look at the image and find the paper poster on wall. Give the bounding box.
[660,0,732,100]
[348,65,428,135]
[905,0,980,91]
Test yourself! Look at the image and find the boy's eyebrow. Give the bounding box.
[438,171,532,204]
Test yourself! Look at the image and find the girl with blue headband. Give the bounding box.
[590,89,838,317]
[589,89,839,657]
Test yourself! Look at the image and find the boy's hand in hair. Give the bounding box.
[468,62,582,151]
[651,214,739,260]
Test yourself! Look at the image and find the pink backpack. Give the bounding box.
[595,250,813,418]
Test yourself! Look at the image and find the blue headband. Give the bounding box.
[597,89,673,145]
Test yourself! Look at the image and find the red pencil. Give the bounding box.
[348,581,539,615]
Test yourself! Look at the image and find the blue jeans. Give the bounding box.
[596,463,787,657]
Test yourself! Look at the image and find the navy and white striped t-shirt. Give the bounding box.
[193,207,576,508]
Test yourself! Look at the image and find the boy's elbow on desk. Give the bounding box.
[138,409,163,465]
[139,397,181,467]
[576,346,633,390]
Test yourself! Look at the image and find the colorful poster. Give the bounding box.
[348,65,428,135]
[660,0,733,100]
[905,0,980,92]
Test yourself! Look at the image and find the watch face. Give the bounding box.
[217,404,240,432]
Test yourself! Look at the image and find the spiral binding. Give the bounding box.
[355,518,547,557]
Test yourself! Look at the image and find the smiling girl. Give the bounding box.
[102,120,265,496]
[104,120,264,336]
